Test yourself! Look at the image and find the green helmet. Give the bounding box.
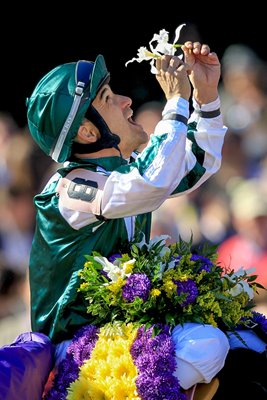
[26,55,109,163]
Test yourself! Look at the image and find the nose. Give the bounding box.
[119,95,132,109]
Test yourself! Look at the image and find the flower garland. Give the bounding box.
[44,322,186,400]
[44,235,267,399]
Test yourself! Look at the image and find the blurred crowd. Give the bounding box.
[1,43,267,345]
[0,113,57,344]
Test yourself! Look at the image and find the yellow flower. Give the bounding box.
[106,378,141,399]
[111,354,137,379]
[107,277,124,293]
[206,314,218,327]
[150,288,161,297]
[162,279,176,297]
[79,282,89,290]
[67,323,139,399]
[122,259,135,274]
[120,322,136,339]
[84,261,93,268]
[67,376,100,400]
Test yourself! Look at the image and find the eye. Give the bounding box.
[104,94,114,105]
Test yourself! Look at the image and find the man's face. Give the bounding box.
[92,84,148,157]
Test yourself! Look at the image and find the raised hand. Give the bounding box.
[182,41,221,105]
[155,55,191,101]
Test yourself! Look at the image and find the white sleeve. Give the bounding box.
[101,96,227,219]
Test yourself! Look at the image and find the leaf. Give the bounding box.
[165,313,176,327]
[247,275,259,282]
[152,325,162,337]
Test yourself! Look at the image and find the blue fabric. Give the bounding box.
[0,332,53,400]
[227,329,267,353]
[54,339,72,367]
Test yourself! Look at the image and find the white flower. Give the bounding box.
[94,256,125,282]
[149,29,173,55]
[125,23,186,74]
[125,46,156,66]
[222,267,256,300]
[125,46,160,74]
[229,282,254,300]
[94,255,114,271]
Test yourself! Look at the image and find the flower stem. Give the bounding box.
[145,50,161,59]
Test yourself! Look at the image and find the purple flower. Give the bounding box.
[45,355,79,399]
[122,273,151,302]
[136,373,186,399]
[174,278,198,307]
[67,325,99,366]
[252,311,267,334]
[130,325,153,359]
[108,253,122,263]
[45,325,99,399]
[131,325,186,400]
[190,254,213,272]
[173,255,182,266]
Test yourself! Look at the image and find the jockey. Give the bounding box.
[26,45,227,344]
[1,43,231,399]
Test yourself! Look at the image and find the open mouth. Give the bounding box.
[128,116,142,127]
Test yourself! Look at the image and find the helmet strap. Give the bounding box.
[71,106,121,156]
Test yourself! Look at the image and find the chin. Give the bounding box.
[137,128,149,142]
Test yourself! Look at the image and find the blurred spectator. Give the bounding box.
[0,184,33,344]
[0,116,57,344]
[220,44,267,177]
[0,185,35,276]
[0,269,30,345]
[217,177,267,287]
[135,100,163,135]
[5,127,34,190]
[194,184,232,245]
[0,112,19,188]
[134,100,163,152]
[27,139,58,194]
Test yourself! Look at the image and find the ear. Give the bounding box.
[76,120,100,144]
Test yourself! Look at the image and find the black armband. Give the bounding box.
[195,108,221,118]
[162,113,188,125]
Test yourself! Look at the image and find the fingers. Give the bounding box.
[155,55,185,74]
[182,41,211,55]
[208,52,219,61]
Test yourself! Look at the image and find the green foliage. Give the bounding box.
[78,235,264,331]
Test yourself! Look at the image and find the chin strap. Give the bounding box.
[71,105,121,155]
